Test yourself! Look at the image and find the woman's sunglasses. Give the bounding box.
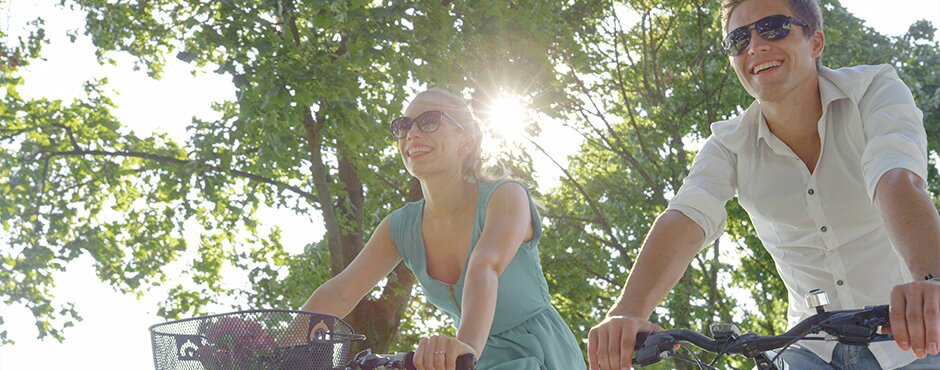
[389,110,465,139]
[722,14,809,56]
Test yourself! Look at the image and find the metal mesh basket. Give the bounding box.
[150,310,364,370]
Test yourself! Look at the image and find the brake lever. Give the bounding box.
[633,332,679,366]
[349,349,400,369]
[819,306,892,346]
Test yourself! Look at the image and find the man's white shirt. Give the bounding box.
[668,64,928,369]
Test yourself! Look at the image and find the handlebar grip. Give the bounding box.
[872,304,890,320]
[633,331,679,367]
[634,331,651,351]
[403,351,476,370]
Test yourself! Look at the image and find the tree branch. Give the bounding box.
[567,68,660,194]
[41,149,317,202]
[525,134,626,258]
[51,122,81,151]
[610,13,661,175]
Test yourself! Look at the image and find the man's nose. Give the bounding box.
[747,29,772,55]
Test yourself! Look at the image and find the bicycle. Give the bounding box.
[149,309,476,370]
[632,289,894,370]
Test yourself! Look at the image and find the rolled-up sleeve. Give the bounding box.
[859,66,928,201]
[666,136,737,247]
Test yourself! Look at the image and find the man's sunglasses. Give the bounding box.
[722,14,809,56]
[389,110,465,139]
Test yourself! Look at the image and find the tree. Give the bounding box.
[539,0,940,368]
[0,0,600,354]
[536,2,752,367]
[3,2,937,367]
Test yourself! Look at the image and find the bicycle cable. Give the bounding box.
[768,334,818,365]
[680,344,710,370]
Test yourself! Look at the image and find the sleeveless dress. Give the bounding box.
[389,180,586,370]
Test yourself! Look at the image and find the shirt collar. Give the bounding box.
[712,66,850,152]
[756,105,772,145]
[818,66,850,112]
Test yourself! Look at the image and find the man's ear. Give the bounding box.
[811,30,825,59]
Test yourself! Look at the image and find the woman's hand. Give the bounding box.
[413,335,477,370]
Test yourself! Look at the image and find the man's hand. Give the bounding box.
[588,315,663,370]
[887,280,940,358]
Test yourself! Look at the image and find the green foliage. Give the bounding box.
[540,1,940,368]
[243,237,332,310]
[0,0,599,352]
[2,72,191,341]
[1,3,937,367]
[540,3,749,364]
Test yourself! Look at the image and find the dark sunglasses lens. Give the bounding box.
[724,27,751,56]
[391,118,412,139]
[757,15,792,41]
[415,111,443,133]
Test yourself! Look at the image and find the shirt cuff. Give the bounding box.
[861,135,929,202]
[667,184,728,247]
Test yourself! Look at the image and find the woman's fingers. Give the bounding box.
[414,337,429,370]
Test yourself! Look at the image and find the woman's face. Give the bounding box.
[396,96,471,179]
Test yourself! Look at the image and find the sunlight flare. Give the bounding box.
[485,94,529,141]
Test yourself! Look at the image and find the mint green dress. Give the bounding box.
[389,180,586,370]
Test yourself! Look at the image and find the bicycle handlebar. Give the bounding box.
[350,350,476,370]
[633,304,894,368]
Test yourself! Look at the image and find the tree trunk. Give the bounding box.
[343,178,422,353]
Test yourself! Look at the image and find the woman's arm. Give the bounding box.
[457,182,533,355]
[298,215,403,317]
[280,215,400,346]
[282,216,402,347]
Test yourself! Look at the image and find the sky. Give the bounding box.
[1,1,939,369]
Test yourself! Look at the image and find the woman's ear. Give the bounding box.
[459,135,475,155]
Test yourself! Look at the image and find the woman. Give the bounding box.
[298,88,585,370]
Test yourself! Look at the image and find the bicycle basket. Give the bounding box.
[150,309,365,370]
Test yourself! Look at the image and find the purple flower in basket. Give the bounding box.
[197,316,275,369]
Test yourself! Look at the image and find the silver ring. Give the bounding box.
[433,351,445,356]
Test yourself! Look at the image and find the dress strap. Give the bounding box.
[388,200,424,270]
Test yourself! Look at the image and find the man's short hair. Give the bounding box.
[720,0,824,66]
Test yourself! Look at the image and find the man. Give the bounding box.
[588,0,940,369]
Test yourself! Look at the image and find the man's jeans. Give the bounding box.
[778,344,940,369]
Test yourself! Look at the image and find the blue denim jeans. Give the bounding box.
[777,344,940,369]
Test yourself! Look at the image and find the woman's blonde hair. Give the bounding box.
[406,88,502,183]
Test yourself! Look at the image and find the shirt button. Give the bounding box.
[837,280,844,286]
[821,226,828,232]
[808,188,815,195]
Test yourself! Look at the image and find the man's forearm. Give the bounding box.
[608,210,707,318]
[874,168,940,279]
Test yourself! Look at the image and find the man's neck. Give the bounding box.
[760,74,824,141]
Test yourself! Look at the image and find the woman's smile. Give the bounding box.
[407,143,434,159]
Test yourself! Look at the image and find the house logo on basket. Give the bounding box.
[310,319,331,341]
[176,335,206,360]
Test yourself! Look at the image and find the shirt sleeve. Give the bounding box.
[666,135,737,247]
[859,65,928,201]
